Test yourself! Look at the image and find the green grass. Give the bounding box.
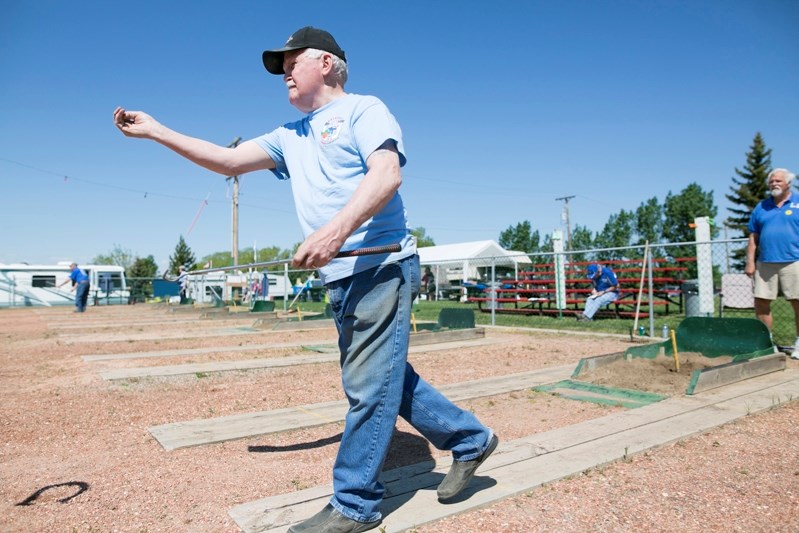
[721,299,795,346]
[278,295,795,344]
[411,299,673,336]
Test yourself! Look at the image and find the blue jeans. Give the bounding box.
[75,281,90,312]
[325,254,492,522]
[583,291,617,319]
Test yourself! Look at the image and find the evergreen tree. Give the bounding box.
[168,236,196,275]
[725,132,772,269]
[726,132,772,234]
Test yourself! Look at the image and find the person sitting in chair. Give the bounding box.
[577,263,619,321]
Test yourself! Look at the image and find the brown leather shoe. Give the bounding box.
[287,504,381,533]
[437,434,499,501]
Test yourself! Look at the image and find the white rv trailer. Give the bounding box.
[185,271,293,305]
[0,262,129,308]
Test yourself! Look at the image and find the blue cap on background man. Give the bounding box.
[586,264,600,279]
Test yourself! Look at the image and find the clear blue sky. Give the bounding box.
[2,0,797,270]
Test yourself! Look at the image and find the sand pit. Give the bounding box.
[578,352,734,395]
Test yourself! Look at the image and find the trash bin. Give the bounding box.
[485,283,502,310]
[682,280,700,317]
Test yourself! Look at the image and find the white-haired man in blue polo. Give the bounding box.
[577,263,619,321]
[746,167,799,358]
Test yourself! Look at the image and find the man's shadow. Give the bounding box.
[248,428,496,515]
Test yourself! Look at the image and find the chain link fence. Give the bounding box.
[419,237,794,346]
[131,264,323,312]
[128,236,793,346]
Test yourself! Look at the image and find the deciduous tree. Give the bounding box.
[92,244,135,270]
[662,183,718,277]
[127,255,158,302]
[412,227,436,248]
[499,220,540,253]
[593,210,635,260]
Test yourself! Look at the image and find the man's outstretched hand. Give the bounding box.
[113,106,160,139]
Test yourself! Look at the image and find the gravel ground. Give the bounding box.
[1,305,797,532]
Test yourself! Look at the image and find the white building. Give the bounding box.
[417,240,531,300]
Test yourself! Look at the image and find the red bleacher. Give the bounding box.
[468,257,696,319]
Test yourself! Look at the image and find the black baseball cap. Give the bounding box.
[262,26,346,75]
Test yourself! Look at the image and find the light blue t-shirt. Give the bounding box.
[748,192,799,262]
[253,94,415,283]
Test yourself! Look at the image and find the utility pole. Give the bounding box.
[555,195,575,250]
[227,137,242,267]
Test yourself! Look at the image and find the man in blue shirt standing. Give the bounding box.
[176,265,189,304]
[58,262,90,312]
[746,168,799,359]
[577,263,619,321]
[113,26,496,533]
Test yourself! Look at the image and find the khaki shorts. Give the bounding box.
[754,261,799,300]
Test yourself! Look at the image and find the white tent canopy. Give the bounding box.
[418,240,531,285]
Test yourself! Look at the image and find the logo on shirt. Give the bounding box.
[787,210,793,216]
[320,117,345,145]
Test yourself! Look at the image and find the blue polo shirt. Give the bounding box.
[593,267,619,292]
[70,267,89,284]
[748,193,799,262]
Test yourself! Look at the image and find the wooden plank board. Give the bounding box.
[98,353,339,380]
[46,317,201,329]
[83,336,500,363]
[201,311,278,321]
[61,327,263,344]
[688,353,787,394]
[409,328,484,346]
[229,368,799,533]
[148,365,574,451]
[81,339,335,362]
[269,319,337,331]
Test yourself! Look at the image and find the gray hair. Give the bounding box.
[767,168,795,185]
[303,48,348,85]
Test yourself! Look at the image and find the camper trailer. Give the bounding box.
[0,262,129,308]
[184,271,293,305]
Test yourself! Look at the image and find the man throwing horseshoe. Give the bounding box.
[113,26,496,533]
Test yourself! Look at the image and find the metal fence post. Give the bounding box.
[552,231,565,319]
[647,246,654,336]
[284,263,289,313]
[694,216,715,317]
[490,257,496,326]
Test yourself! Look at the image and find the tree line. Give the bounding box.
[498,132,781,271]
[92,132,780,283]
